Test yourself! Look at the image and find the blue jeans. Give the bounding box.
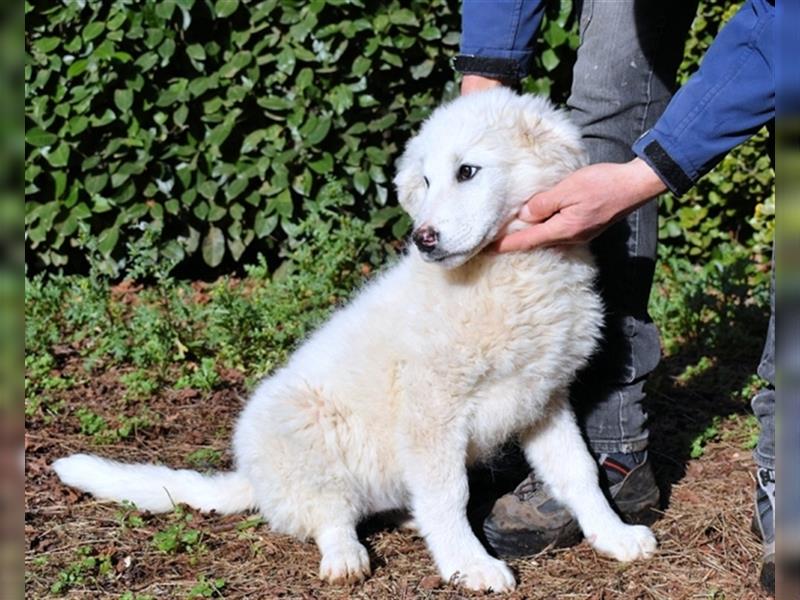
[567,0,775,470]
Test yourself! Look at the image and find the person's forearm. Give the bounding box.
[632,0,774,196]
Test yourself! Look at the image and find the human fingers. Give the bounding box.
[519,189,562,223]
[492,218,568,253]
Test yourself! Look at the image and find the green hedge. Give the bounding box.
[23,0,577,275]
[24,0,771,276]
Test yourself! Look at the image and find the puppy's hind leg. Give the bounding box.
[521,395,657,562]
[315,519,371,585]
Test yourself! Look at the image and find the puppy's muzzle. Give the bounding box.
[412,226,439,254]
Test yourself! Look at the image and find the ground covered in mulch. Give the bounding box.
[25,258,773,599]
[25,347,768,600]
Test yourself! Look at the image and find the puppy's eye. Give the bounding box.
[456,164,480,183]
[423,176,429,188]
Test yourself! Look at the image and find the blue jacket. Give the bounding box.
[458,0,775,195]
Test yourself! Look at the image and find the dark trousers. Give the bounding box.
[567,1,774,470]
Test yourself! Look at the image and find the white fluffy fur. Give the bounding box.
[53,88,656,592]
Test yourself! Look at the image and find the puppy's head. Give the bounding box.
[394,87,586,268]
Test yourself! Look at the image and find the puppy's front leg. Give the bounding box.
[400,424,515,592]
[522,396,657,562]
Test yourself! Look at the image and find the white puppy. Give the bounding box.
[54,88,656,592]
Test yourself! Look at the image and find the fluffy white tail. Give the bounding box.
[52,453,255,514]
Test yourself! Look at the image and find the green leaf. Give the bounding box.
[51,171,67,199]
[215,0,240,18]
[366,146,387,166]
[174,104,189,126]
[353,171,370,194]
[270,189,293,218]
[351,56,371,77]
[82,22,105,43]
[226,176,249,200]
[254,211,278,238]
[155,2,176,20]
[419,25,441,41]
[26,128,57,147]
[85,173,109,195]
[33,37,60,54]
[389,9,418,26]
[327,84,353,114]
[46,142,70,168]
[410,59,434,80]
[198,180,219,200]
[276,47,296,74]
[306,117,331,146]
[97,225,119,255]
[202,226,226,267]
[296,67,314,90]
[114,88,133,112]
[543,24,568,47]
[67,58,89,78]
[228,235,247,261]
[68,115,89,135]
[241,129,267,153]
[220,51,252,78]
[207,119,234,147]
[134,52,159,71]
[309,153,333,174]
[257,96,291,111]
[541,49,559,72]
[107,11,127,30]
[186,44,206,61]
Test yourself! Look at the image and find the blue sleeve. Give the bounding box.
[458,1,547,81]
[632,0,775,196]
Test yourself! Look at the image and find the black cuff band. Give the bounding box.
[452,54,520,84]
[641,140,694,196]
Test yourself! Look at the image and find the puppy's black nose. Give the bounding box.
[412,226,439,253]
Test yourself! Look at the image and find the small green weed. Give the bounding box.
[187,574,226,598]
[186,448,222,470]
[174,357,220,392]
[75,407,107,437]
[119,592,155,600]
[721,413,760,451]
[690,413,761,458]
[74,407,155,443]
[675,355,715,385]
[152,508,205,557]
[690,416,723,459]
[116,500,145,531]
[120,369,160,401]
[50,547,113,595]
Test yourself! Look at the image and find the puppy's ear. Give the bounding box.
[515,99,587,172]
[393,136,426,216]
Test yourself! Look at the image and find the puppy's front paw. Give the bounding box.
[589,523,657,562]
[319,541,371,584]
[448,557,516,592]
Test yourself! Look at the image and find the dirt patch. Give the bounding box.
[26,353,766,599]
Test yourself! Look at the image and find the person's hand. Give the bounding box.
[494,158,667,252]
[461,74,505,95]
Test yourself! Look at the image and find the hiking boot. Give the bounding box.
[483,452,660,558]
[751,467,775,596]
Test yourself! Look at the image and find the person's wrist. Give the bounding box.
[460,75,505,96]
[625,157,667,202]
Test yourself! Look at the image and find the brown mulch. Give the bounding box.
[25,351,767,599]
